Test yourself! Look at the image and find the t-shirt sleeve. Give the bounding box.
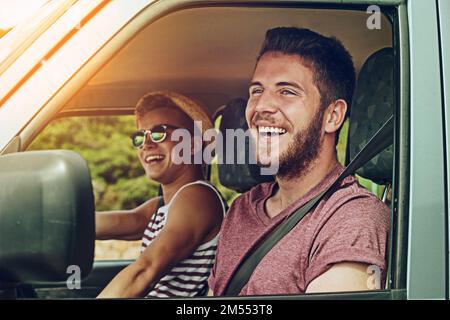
[305,194,390,289]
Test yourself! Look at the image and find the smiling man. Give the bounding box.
[96,91,226,298]
[208,27,390,296]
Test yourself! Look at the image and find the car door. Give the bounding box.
[0,0,436,300]
[406,0,448,300]
[3,0,400,300]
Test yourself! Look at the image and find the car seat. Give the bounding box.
[347,47,394,204]
[217,98,274,193]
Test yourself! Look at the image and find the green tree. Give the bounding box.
[28,116,158,210]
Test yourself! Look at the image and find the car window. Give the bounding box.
[12,3,399,298]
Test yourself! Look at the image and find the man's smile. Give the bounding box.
[257,125,287,137]
[144,154,165,163]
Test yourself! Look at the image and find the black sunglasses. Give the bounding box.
[130,124,179,148]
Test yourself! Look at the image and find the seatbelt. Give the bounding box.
[223,115,394,296]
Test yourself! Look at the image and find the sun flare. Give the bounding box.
[0,0,48,30]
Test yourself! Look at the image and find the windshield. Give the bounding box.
[0,0,75,73]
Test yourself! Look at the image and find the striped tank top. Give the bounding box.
[140,180,226,298]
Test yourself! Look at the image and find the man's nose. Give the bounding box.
[254,91,278,114]
[142,133,157,149]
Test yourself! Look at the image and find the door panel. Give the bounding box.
[407,0,447,299]
[31,260,131,299]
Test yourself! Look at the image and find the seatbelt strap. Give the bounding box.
[223,115,394,296]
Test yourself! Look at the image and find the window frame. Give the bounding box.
[4,0,410,299]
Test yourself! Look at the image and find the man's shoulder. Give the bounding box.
[218,181,275,227]
[173,181,224,209]
[165,181,224,229]
[230,181,275,208]
[322,175,390,224]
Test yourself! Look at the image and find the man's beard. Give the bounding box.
[276,108,324,180]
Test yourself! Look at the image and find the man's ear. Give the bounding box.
[324,99,348,134]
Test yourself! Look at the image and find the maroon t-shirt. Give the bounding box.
[208,163,390,296]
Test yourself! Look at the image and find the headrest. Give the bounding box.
[0,150,95,283]
[218,98,274,193]
[347,47,394,185]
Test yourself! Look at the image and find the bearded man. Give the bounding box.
[208,27,390,296]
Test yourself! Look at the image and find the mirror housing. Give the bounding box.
[0,150,95,282]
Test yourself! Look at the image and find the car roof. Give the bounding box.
[62,5,392,118]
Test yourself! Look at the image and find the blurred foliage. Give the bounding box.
[336,119,349,165]
[28,116,159,210]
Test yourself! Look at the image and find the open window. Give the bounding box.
[9,1,407,299]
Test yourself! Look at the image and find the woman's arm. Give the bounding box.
[95,197,160,240]
[97,184,223,298]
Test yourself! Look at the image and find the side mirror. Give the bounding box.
[0,150,95,283]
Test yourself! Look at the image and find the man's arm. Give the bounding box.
[208,289,214,296]
[97,184,223,298]
[305,262,378,294]
[304,194,389,295]
[95,197,160,240]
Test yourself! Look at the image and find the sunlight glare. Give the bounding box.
[0,0,48,30]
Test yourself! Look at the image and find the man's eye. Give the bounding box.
[280,89,295,95]
[250,88,263,95]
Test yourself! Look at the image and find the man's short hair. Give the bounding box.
[136,93,179,117]
[257,27,356,143]
[135,91,213,137]
[135,93,193,131]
